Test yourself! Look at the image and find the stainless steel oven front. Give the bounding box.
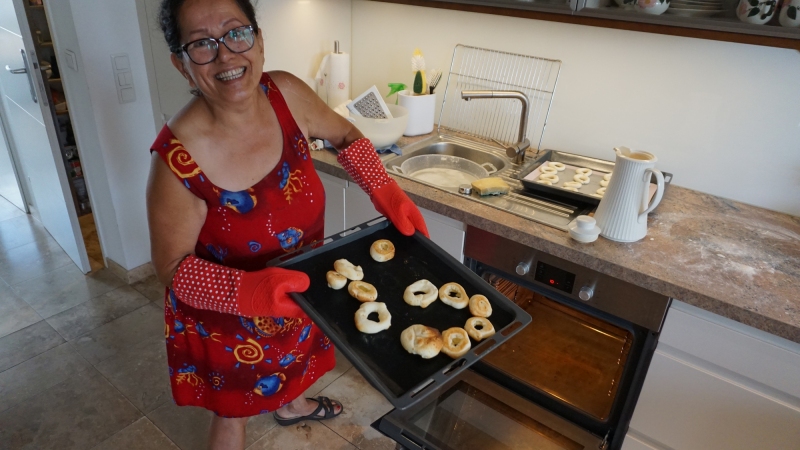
[373,226,671,450]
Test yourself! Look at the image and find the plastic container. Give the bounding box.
[347,104,408,148]
[398,91,436,136]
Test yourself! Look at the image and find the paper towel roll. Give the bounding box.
[315,52,350,108]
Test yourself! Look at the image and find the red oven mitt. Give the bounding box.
[338,138,429,237]
[171,255,309,318]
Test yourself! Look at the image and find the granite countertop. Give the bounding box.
[311,136,800,344]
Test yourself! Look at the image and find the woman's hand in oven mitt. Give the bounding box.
[171,255,309,318]
[337,138,429,237]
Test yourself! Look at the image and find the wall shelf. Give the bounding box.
[372,0,800,50]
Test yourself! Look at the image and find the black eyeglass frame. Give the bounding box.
[178,25,257,65]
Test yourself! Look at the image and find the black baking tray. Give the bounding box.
[271,217,531,411]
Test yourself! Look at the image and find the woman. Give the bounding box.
[146,0,428,448]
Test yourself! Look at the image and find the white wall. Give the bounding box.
[352,1,800,216]
[69,0,159,270]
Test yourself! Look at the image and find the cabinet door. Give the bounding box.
[420,207,465,262]
[318,171,346,237]
[344,183,380,229]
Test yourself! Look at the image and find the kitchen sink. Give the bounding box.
[383,134,594,230]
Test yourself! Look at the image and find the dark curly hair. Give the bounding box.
[159,0,259,54]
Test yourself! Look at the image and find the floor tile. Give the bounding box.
[46,286,151,341]
[72,304,164,365]
[0,214,49,252]
[89,417,179,450]
[12,264,125,319]
[0,343,93,413]
[132,275,167,302]
[0,321,64,372]
[0,238,73,285]
[304,348,353,398]
[0,198,25,222]
[248,420,357,450]
[96,338,171,414]
[0,283,41,339]
[0,370,142,450]
[318,367,396,450]
[148,402,277,450]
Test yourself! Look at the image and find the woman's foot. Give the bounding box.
[274,396,343,425]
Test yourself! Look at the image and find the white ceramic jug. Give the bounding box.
[593,147,665,242]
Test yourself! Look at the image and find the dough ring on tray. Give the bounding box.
[348,281,378,302]
[370,239,395,262]
[547,161,566,171]
[441,327,471,359]
[600,179,609,187]
[326,271,347,290]
[469,295,492,318]
[355,302,391,334]
[401,325,443,359]
[603,173,613,181]
[563,181,583,189]
[439,282,469,309]
[535,179,553,185]
[573,174,591,185]
[404,279,438,308]
[575,168,593,176]
[596,187,607,196]
[539,173,559,184]
[539,166,558,175]
[465,317,496,342]
[334,259,363,280]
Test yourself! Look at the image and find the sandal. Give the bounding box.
[273,396,343,426]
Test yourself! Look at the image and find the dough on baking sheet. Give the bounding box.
[575,168,593,176]
[596,187,606,196]
[547,161,566,171]
[540,166,558,175]
[536,179,553,185]
[355,302,391,334]
[573,174,591,185]
[600,179,609,187]
[603,173,612,181]
[539,173,559,184]
[563,181,583,189]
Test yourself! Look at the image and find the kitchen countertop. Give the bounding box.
[311,135,800,345]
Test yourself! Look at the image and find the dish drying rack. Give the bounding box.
[438,45,562,156]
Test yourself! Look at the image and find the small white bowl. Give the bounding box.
[347,104,409,149]
[637,0,670,15]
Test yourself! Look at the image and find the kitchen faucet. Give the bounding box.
[461,90,530,165]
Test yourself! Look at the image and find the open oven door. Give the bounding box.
[373,369,605,450]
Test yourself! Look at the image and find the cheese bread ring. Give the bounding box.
[468,294,492,318]
[575,168,593,176]
[370,239,395,262]
[603,173,612,181]
[596,187,607,196]
[573,174,591,185]
[439,282,469,309]
[465,317,495,342]
[547,161,566,171]
[441,327,471,359]
[401,325,443,359]
[326,271,347,290]
[539,166,558,175]
[348,281,378,302]
[600,179,609,187]
[535,179,553,185]
[355,302,391,334]
[563,181,583,189]
[539,173,559,184]
[334,259,363,281]
[404,279,438,308]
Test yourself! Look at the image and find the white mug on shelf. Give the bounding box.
[398,91,436,136]
[737,0,778,24]
[779,0,800,26]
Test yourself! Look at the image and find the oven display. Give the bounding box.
[534,261,575,294]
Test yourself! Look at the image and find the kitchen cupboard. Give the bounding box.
[623,300,800,449]
[318,171,466,262]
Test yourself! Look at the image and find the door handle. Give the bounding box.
[9,49,38,104]
[5,65,27,74]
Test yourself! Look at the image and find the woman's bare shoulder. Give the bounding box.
[166,96,205,137]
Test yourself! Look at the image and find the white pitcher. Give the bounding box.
[594,147,665,243]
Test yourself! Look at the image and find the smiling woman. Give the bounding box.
[146,0,428,448]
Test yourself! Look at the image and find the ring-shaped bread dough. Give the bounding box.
[439,282,469,309]
[539,173,559,184]
[563,181,583,189]
[596,187,607,196]
[348,280,378,302]
[603,173,612,181]
[573,174,591,185]
[465,317,496,342]
[401,325,443,359]
[539,166,558,175]
[563,187,580,192]
[575,168,593,176]
[334,259,363,281]
[370,239,395,262]
[355,302,391,334]
[535,179,553,185]
[600,179,609,187]
[326,271,347,290]
[469,295,492,318]
[441,327,471,359]
[547,161,566,172]
[404,279,438,308]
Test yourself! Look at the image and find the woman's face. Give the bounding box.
[172,0,264,104]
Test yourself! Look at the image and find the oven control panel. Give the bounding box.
[534,261,575,294]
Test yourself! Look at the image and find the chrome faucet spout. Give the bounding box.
[461,90,531,164]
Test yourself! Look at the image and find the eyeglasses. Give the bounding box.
[179,25,256,65]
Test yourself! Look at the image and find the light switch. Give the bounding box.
[64,49,78,71]
[117,73,127,86]
[111,53,135,104]
[114,55,129,70]
[120,87,136,103]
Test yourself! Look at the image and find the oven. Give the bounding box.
[373,226,671,450]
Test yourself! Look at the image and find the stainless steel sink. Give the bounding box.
[383,134,594,230]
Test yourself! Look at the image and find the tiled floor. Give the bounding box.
[0,197,397,450]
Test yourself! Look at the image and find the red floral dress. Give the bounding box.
[150,73,335,418]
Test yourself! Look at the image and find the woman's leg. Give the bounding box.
[275,395,342,419]
[208,416,248,450]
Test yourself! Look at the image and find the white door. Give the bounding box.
[0,116,25,210]
[0,0,89,272]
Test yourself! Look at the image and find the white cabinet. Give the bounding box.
[626,301,800,450]
[419,207,466,262]
[344,182,380,229]
[318,171,346,237]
